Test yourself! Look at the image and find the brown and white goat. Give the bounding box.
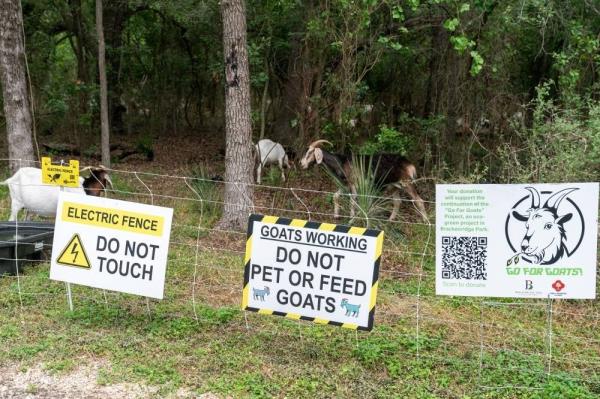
[299,140,428,221]
[1,166,112,221]
[79,166,113,196]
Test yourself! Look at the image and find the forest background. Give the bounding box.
[1,0,598,182]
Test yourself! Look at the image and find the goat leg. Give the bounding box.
[8,202,21,222]
[333,189,342,219]
[349,184,357,218]
[278,160,285,182]
[389,190,401,221]
[404,182,428,222]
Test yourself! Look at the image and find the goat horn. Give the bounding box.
[309,139,333,149]
[105,174,114,190]
[79,166,92,172]
[524,186,540,209]
[544,187,579,210]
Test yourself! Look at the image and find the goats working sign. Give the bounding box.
[436,183,599,299]
[50,191,173,299]
[243,214,383,330]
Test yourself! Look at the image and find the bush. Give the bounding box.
[496,82,600,183]
[359,125,413,155]
[188,165,222,225]
[327,154,388,227]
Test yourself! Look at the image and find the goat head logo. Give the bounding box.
[505,187,584,265]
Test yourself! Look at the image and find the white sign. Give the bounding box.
[243,214,384,330]
[50,191,173,299]
[436,183,599,299]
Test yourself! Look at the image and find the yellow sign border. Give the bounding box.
[242,214,384,331]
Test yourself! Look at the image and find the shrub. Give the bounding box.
[496,82,600,183]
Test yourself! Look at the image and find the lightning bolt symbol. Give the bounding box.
[70,242,80,262]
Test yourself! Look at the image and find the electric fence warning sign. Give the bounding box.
[242,214,384,331]
[50,191,173,299]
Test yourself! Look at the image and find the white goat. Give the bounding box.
[254,139,291,184]
[1,167,111,221]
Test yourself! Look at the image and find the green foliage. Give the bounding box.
[326,154,391,227]
[450,35,475,54]
[262,165,284,186]
[188,165,222,225]
[470,50,484,76]
[135,134,155,161]
[443,18,460,32]
[496,82,600,182]
[359,125,413,155]
[8,0,595,188]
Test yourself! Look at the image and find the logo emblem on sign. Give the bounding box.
[505,187,584,265]
[56,233,91,268]
[552,280,565,292]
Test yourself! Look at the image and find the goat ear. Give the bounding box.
[314,148,323,164]
[556,213,572,225]
[512,210,529,221]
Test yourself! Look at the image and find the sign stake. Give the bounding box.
[66,281,73,311]
[56,163,75,313]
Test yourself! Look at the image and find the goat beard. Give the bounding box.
[521,243,564,265]
[516,252,541,265]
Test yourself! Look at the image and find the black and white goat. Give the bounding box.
[254,139,291,184]
[299,139,428,221]
[511,187,578,265]
[1,166,112,221]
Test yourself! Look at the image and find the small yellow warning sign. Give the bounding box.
[41,157,79,187]
[56,234,91,268]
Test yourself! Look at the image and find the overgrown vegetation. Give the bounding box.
[188,165,222,225]
[2,0,596,182]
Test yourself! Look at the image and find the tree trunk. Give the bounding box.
[104,1,129,134]
[217,0,254,230]
[66,0,92,153]
[96,0,110,167]
[0,0,36,172]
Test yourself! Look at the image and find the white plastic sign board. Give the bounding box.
[50,191,173,299]
[243,214,384,331]
[436,183,599,299]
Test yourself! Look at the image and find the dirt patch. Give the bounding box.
[0,362,217,399]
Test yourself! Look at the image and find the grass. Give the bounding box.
[0,169,598,398]
[188,164,223,226]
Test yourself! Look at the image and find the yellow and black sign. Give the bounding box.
[41,157,79,187]
[61,201,165,236]
[56,233,91,268]
[242,214,384,331]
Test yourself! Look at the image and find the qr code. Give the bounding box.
[441,236,488,280]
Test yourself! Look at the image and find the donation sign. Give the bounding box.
[243,214,384,330]
[50,191,173,299]
[436,183,599,299]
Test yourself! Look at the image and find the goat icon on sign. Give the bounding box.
[505,187,584,265]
